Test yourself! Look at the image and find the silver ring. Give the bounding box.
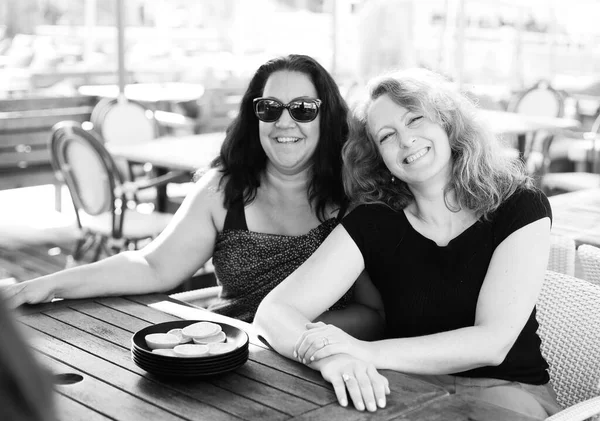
[342,373,353,382]
[321,337,329,348]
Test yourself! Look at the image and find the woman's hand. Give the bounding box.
[0,279,56,308]
[294,321,371,364]
[318,354,390,412]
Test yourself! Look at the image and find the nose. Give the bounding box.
[274,108,295,128]
[398,133,417,148]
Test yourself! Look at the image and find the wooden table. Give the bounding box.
[549,188,600,248]
[108,133,225,173]
[16,295,538,420]
[108,133,225,210]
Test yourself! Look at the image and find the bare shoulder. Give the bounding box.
[182,167,228,229]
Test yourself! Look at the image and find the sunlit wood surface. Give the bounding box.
[16,296,538,421]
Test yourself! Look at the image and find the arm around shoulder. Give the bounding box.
[254,225,366,358]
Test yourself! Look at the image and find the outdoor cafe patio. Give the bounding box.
[1,0,600,420]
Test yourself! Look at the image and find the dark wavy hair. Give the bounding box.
[211,54,349,221]
[343,68,532,219]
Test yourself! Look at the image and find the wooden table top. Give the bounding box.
[15,294,537,421]
[549,188,600,248]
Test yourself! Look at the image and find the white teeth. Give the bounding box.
[276,137,301,143]
[404,147,429,164]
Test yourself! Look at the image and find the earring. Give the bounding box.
[391,175,395,184]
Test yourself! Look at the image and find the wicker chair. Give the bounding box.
[536,270,600,420]
[548,235,576,277]
[576,244,600,286]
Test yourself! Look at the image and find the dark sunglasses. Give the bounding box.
[253,97,322,123]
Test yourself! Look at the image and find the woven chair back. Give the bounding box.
[536,270,600,408]
[577,245,600,286]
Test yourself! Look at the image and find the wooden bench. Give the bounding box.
[0,95,96,207]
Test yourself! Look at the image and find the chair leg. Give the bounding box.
[72,234,96,261]
[92,237,106,262]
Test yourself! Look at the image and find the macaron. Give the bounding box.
[167,328,192,344]
[152,348,178,357]
[208,342,237,355]
[181,322,221,340]
[145,333,181,350]
[192,331,226,345]
[173,344,210,358]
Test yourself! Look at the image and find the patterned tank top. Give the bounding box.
[209,201,353,322]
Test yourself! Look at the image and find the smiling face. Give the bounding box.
[258,71,320,176]
[368,94,452,187]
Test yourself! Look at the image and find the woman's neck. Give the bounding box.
[261,165,311,206]
[406,178,462,227]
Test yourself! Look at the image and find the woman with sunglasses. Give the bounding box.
[2,54,384,340]
[254,68,561,418]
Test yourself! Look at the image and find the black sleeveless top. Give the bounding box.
[209,201,353,322]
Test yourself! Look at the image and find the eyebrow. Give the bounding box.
[373,109,411,136]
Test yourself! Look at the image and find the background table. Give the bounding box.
[108,132,225,210]
[16,294,537,420]
[107,132,224,173]
[481,109,581,160]
[549,188,600,248]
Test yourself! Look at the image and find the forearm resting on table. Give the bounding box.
[51,252,166,299]
[254,301,310,359]
[368,325,514,374]
[317,303,385,341]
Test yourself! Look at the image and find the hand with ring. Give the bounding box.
[294,321,369,365]
[318,354,390,412]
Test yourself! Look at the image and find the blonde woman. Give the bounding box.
[254,68,560,418]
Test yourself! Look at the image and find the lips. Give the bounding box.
[404,147,430,164]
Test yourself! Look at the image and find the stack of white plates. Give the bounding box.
[131,320,249,377]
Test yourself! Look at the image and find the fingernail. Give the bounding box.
[378,398,386,408]
[367,402,376,412]
[357,402,365,411]
[340,399,347,407]
[302,359,306,364]
[310,356,314,361]
[293,351,297,358]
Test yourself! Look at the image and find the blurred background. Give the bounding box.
[1,0,599,119]
[1,0,599,282]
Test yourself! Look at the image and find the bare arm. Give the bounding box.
[357,218,551,373]
[254,225,367,358]
[297,218,552,375]
[1,169,225,308]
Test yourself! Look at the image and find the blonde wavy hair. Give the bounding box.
[342,68,532,219]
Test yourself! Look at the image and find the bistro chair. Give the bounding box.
[507,80,565,118]
[49,120,176,263]
[548,234,576,277]
[507,81,565,186]
[576,244,600,286]
[91,97,195,210]
[542,113,600,195]
[536,270,600,420]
